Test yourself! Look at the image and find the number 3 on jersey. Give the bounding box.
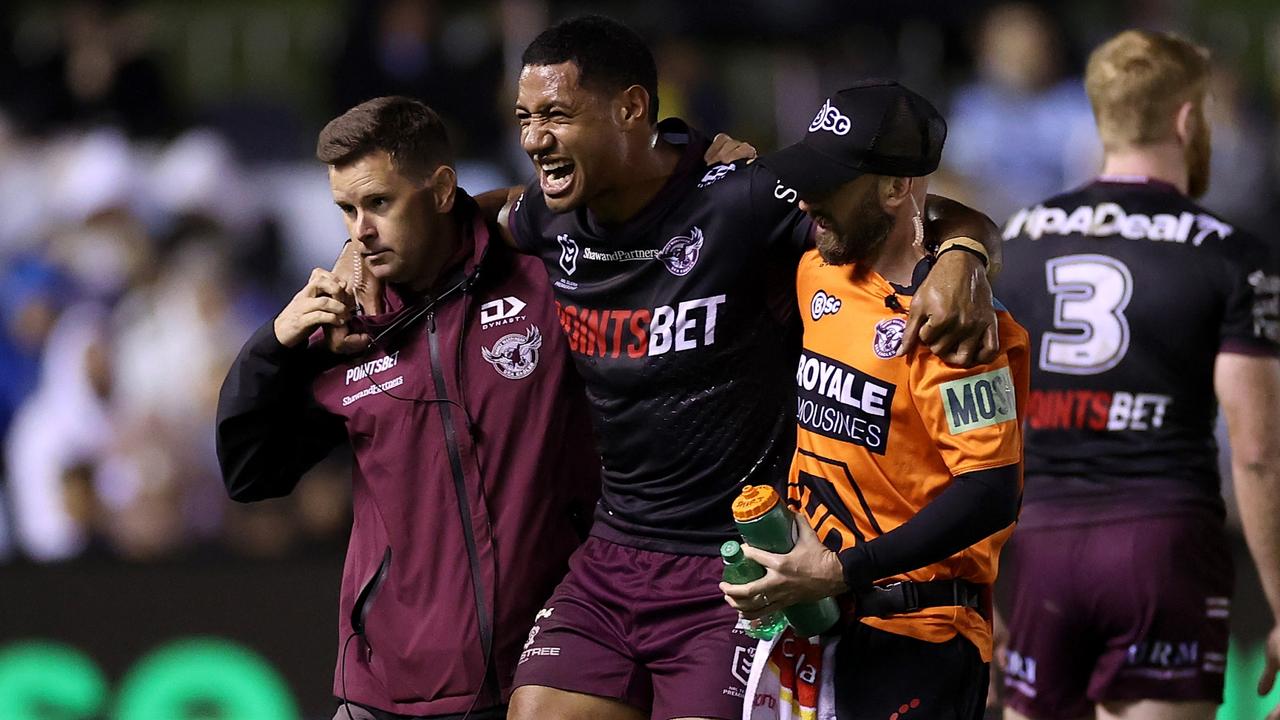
[1040,254,1133,375]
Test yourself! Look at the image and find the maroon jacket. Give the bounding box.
[216,194,599,716]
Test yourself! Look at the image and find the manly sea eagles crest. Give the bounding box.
[482,325,543,380]
[658,227,705,276]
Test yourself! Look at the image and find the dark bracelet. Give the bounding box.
[936,244,989,268]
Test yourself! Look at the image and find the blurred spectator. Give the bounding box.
[97,439,190,561]
[111,240,259,542]
[5,304,116,561]
[59,461,114,559]
[148,130,260,243]
[944,2,1101,222]
[0,259,69,444]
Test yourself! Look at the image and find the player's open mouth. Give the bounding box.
[540,159,575,197]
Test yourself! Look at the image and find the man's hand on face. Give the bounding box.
[720,518,846,620]
[274,268,359,349]
[704,132,758,166]
[321,241,384,354]
[330,240,385,314]
[901,250,999,366]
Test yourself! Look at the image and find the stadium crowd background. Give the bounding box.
[1,0,1278,717]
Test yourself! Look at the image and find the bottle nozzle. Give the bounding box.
[732,484,781,522]
[720,540,744,564]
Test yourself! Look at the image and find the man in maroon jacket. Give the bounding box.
[215,96,600,720]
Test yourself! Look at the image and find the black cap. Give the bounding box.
[759,79,946,200]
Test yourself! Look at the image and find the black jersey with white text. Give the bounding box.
[509,119,811,553]
[995,178,1280,526]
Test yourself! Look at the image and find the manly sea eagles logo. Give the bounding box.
[873,317,906,359]
[482,326,543,380]
[658,227,705,276]
[698,163,736,188]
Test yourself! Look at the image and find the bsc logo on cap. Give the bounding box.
[808,99,851,136]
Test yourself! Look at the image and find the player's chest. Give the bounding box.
[538,210,754,301]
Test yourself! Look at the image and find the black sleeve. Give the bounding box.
[838,464,1020,592]
[748,164,814,254]
[1219,230,1280,355]
[215,321,347,502]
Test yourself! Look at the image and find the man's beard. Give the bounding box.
[815,192,895,266]
[1186,113,1211,199]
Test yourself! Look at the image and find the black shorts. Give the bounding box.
[834,622,988,720]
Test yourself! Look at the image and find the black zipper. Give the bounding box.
[351,546,392,662]
[425,310,495,702]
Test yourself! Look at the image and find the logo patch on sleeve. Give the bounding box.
[940,366,1016,434]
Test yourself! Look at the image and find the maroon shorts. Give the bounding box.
[511,536,756,720]
[1002,512,1232,718]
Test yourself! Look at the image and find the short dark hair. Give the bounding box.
[316,96,453,180]
[522,15,659,123]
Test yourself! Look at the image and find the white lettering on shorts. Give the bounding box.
[519,606,560,664]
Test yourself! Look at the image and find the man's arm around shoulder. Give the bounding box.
[904,195,1004,366]
[478,186,527,251]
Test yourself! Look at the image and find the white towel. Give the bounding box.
[742,628,839,720]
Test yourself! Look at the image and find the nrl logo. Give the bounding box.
[557,234,579,276]
[481,326,542,380]
[731,645,755,686]
[658,227,705,276]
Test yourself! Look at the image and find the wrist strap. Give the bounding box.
[937,243,989,267]
[936,237,989,265]
[936,237,989,264]
[936,236,988,257]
